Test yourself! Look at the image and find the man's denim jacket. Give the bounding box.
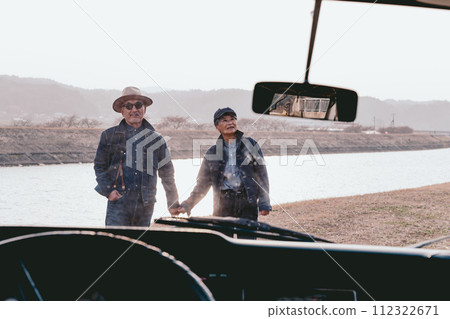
[94,119,178,208]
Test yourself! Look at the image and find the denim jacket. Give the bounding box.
[181,130,272,215]
[94,119,179,208]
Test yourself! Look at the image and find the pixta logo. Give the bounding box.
[125,129,171,176]
[191,138,324,166]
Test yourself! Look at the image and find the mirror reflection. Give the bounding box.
[269,93,336,120]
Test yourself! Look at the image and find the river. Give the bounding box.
[0,148,449,227]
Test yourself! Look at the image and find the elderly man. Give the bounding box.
[94,86,179,226]
[178,107,271,220]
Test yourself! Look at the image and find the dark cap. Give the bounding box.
[213,107,237,125]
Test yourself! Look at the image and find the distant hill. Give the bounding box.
[0,75,117,122]
[0,75,449,131]
[356,97,450,131]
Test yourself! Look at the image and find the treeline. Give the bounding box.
[153,116,306,132]
[11,115,301,131]
[11,115,102,128]
[10,114,414,134]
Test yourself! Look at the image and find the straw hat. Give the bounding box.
[112,86,153,112]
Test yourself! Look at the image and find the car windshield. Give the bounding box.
[0,0,449,249]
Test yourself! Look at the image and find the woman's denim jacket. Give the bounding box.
[181,130,271,215]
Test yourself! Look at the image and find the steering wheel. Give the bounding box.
[0,230,214,301]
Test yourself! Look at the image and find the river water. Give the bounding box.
[0,148,449,227]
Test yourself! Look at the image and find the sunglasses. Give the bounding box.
[123,101,144,110]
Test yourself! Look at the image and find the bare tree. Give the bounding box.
[238,117,296,132]
[156,116,190,129]
[45,115,101,128]
[45,116,66,127]
[12,118,33,127]
[79,117,102,128]
[64,115,80,128]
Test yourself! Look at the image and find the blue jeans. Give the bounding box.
[217,189,258,220]
[105,190,155,227]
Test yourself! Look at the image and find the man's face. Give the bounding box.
[215,114,237,136]
[121,99,146,126]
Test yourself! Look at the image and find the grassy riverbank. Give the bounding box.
[260,183,450,249]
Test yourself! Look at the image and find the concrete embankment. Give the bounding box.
[1,127,450,166]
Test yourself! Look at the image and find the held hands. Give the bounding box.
[169,205,189,216]
[169,207,180,216]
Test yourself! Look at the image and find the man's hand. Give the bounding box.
[169,207,180,216]
[259,210,270,216]
[108,190,122,201]
[177,207,191,216]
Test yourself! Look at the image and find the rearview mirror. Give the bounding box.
[252,82,358,122]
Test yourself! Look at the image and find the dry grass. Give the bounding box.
[259,183,450,249]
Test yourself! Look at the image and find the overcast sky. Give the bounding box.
[1,0,449,101]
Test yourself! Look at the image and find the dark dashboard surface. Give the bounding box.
[0,225,448,301]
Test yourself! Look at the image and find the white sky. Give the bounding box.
[1,0,449,101]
